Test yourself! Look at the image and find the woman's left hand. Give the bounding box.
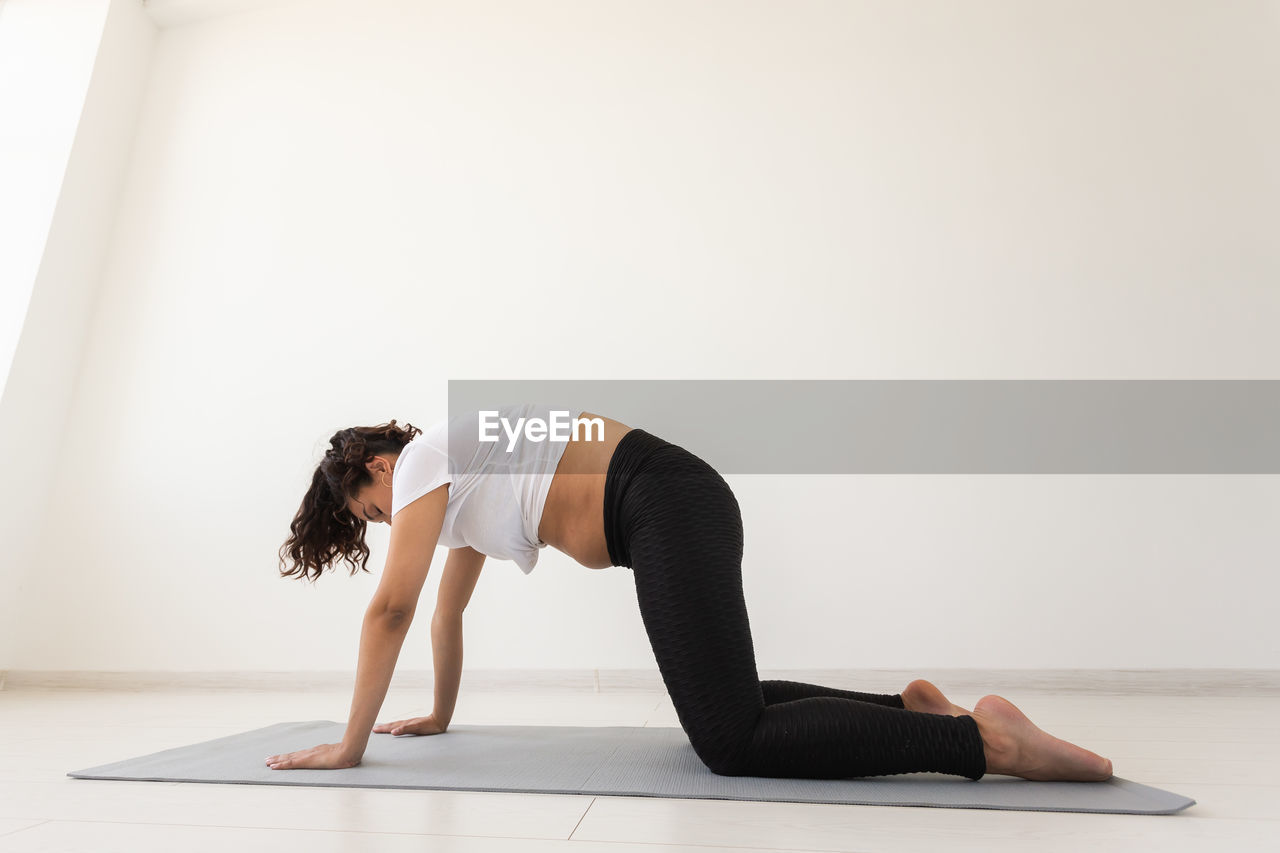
[265,742,361,770]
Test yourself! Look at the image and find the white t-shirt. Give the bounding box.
[390,404,587,574]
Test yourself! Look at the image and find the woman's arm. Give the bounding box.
[341,608,415,756]
[429,613,464,727]
[266,486,449,770]
[429,546,487,726]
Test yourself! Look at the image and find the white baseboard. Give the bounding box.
[1,668,1277,695]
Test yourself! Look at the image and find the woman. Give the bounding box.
[268,403,1113,782]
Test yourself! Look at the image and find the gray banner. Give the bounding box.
[447,380,1280,474]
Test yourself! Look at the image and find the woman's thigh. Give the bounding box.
[625,446,765,768]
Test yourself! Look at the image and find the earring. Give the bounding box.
[380,473,393,489]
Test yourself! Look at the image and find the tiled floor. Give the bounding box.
[0,685,1276,851]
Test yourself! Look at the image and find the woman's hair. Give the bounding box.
[278,419,422,583]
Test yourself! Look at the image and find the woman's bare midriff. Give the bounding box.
[537,412,633,569]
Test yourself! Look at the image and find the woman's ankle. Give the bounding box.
[971,701,1020,776]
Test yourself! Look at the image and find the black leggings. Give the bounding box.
[603,428,987,780]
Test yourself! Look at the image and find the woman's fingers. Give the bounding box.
[373,715,438,735]
[373,717,412,734]
[265,749,299,768]
[265,745,317,768]
[265,742,358,770]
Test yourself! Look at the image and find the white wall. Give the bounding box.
[9,0,1278,674]
[0,0,158,668]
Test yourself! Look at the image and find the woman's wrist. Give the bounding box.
[339,735,369,759]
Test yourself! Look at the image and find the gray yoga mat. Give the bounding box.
[67,720,1195,815]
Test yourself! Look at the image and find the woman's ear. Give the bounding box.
[368,454,394,478]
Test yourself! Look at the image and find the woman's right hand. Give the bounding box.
[372,713,448,736]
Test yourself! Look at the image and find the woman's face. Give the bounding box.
[344,453,398,525]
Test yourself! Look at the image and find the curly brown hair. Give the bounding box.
[278,419,422,583]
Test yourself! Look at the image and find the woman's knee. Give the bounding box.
[689,735,753,777]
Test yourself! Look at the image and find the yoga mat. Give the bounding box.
[67,721,1195,815]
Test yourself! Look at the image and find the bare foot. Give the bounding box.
[971,694,1114,781]
[901,679,973,717]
